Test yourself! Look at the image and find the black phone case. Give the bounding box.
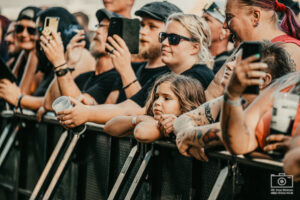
[240,41,262,94]
[108,17,140,54]
[0,57,17,83]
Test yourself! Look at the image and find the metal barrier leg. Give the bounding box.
[124,149,152,200]
[42,133,81,200]
[0,123,12,150]
[29,131,68,200]
[208,166,229,200]
[108,145,138,200]
[0,124,20,169]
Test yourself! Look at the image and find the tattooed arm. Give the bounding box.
[176,122,222,161]
[174,96,223,135]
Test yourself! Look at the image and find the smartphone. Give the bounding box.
[107,17,140,54]
[43,17,60,38]
[240,41,262,94]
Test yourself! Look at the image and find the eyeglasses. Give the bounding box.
[95,24,109,29]
[15,24,36,35]
[159,32,195,45]
[203,2,225,18]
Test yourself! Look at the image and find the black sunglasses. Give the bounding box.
[15,24,36,35]
[159,32,195,45]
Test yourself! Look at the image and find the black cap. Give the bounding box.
[135,1,182,22]
[96,8,123,23]
[17,6,41,22]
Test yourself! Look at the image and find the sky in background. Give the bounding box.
[0,0,210,29]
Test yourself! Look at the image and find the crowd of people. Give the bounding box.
[1,0,300,186]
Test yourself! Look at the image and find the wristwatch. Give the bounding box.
[55,67,74,77]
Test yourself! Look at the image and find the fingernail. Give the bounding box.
[254,53,260,58]
[266,137,269,141]
[260,79,264,85]
[262,72,266,77]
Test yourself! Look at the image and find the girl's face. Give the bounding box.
[161,20,196,68]
[15,19,37,51]
[152,81,181,120]
[224,0,255,43]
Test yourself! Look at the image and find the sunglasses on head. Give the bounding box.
[159,32,195,45]
[15,24,36,35]
[203,2,225,18]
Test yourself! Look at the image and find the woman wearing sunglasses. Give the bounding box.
[159,13,214,90]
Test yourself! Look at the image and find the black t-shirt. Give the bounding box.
[33,70,54,97]
[75,68,120,104]
[130,64,214,107]
[212,50,233,74]
[116,62,170,103]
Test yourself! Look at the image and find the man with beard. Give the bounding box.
[43,8,122,109]
[108,1,182,103]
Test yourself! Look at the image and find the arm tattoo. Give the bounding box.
[205,103,215,124]
[202,129,220,145]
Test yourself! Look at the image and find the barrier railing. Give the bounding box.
[0,109,297,200]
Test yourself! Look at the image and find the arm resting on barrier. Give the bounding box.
[134,118,162,143]
[104,115,153,137]
[58,99,145,128]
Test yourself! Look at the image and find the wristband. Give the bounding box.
[123,79,138,90]
[16,94,24,112]
[132,116,137,127]
[223,92,241,106]
[54,62,67,69]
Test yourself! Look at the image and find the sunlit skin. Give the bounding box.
[152,81,181,121]
[161,20,199,73]
[202,12,222,43]
[102,0,133,18]
[223,0,256,43]
[15,19,36,51]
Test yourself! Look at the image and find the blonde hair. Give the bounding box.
[166,13,214,69]
[145,73,206,116]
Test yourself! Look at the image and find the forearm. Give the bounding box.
[20,95,44,111]
[120,68,141,98]
[104,116,134,137]
[134,119,161,143]
[86,100,145,124]
[205,66,226,101]
[44,78,61,111]
[221,96,251,154]
[56,72,82,97]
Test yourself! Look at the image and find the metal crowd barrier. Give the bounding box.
[0,109,298,200]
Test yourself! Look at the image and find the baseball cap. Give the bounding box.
[17,6,41,22]
[203,0,226,24]
[96,8,123,23]
[135,1,182,22]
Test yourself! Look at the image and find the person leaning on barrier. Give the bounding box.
[202,0,232,74]
[221,62,300,156]
[224,0,300,70]
[174,41,295,161]
[57,12,215,128]
[104,73,205,143]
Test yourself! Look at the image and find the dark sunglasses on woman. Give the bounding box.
[159,32,195,45]
[15,24,36,35]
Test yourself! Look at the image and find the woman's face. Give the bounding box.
[224,0,255,43]
[161,20,197,68]
[15,19,36,51]
[152,81,181,120]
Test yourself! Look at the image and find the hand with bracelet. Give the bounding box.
[225,52,267,103]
